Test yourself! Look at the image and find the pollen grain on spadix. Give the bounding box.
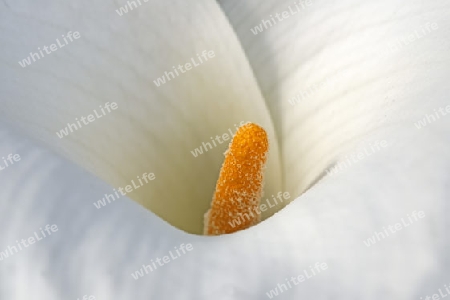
[204,122,269,235]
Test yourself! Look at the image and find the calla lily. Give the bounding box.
[1,0,449,298]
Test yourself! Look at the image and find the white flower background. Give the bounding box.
[0,0,449,299]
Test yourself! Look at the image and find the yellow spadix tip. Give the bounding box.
[204,122,269,235]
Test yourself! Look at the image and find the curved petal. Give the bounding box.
[216,0,450,297]
[0,0,282,233]
[0,125,185,298]
[233,124,450,299]
[217,0,450,193]
[2,120,449,299]
[2,0,450,298]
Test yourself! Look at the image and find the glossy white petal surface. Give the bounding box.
[2,122,449,299]
[218,0,450,194]
[216,0,450,298]
[0,0,281,233]
[0,0,449,299]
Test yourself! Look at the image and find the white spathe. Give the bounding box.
[0,0,449,299]
[0,0,282,234]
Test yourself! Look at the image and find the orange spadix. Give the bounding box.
[204,122,269,235]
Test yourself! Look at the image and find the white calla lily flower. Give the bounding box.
[0,0,449,299]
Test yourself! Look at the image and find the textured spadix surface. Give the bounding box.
[0,0,449,299]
